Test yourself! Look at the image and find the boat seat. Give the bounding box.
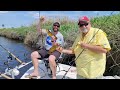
[39,53,63,74]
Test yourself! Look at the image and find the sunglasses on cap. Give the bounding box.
[79,23,88,27]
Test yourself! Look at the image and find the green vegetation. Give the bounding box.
[0,18,79,47]
[0,13,120,75]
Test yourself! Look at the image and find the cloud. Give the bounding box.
[93,11,100,14]
[0,11,9,14]
[27,11,119,22]
[29,11,69,17]
[27,11,84,22]
[27,11,38,19]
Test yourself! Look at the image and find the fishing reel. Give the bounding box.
[4,54,13,68]
[5,68,20,79]
[7,54,13,61]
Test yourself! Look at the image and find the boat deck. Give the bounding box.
[21,60,77,79]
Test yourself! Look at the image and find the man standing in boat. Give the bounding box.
[27,17,64,79]
[56,16,111,79]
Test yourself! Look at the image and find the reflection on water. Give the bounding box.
[0,37,35,79]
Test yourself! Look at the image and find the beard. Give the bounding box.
[53,29,59,32]
[81,28,88,33]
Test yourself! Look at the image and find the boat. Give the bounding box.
[1,58,120,79]
[0,44,77,79]
[21,59,77,79]
[0,58,77,79]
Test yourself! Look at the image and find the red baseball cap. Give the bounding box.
[78,16,90,25]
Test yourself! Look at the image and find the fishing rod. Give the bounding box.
[0,51,32,79]
[62,11,114,79]
[0,60,33,79]
[0,44,24,64]
[38,11,44,48]
[0,72,13,79]
[39,11,43,47]
[0,63,13,79]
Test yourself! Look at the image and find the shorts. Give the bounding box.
[37,47,61,60]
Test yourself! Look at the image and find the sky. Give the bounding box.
[0,11,119,28]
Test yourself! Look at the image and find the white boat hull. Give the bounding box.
[21,60,77,79]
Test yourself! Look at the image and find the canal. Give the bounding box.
[0,36,35,79]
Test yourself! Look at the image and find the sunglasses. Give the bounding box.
[53,24,60,27]
[79,23,88,27]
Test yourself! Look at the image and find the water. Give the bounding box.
[0,37,35,79]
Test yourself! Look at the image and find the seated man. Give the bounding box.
[28,21,64,79]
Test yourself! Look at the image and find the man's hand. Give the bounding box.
[77,41,88,49]
[80,42,107,53]
[56,46,63,53]
[40,16,45,22]
[51,36,56,41]
[54,42,60,46]
[36,16,45,33]
[80,43,88,49]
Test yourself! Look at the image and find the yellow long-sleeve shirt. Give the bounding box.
[72,27,111,79]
